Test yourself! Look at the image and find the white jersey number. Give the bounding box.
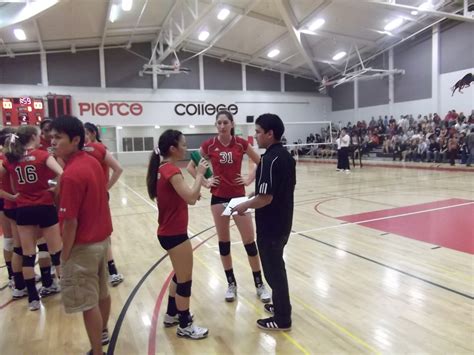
[219,152,234,164]
[15,165,38,184]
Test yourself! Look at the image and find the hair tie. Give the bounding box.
[154,146,160,155]
[9,133,19,145]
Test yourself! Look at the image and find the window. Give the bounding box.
[122,137,154,152]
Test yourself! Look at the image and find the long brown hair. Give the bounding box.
[4,125,39,163]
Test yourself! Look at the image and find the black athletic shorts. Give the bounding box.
[158,234,189,251]
[4,208,17,221]
[211,195,233,206]
[0,199,4,212]
[16,205,58,228]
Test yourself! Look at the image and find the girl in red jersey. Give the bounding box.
[187,110,270,303]
[84,122,124,286]
[1,126,63,311]
[146,129,209,340]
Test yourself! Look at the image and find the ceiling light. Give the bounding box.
[154,125,160,129]
[217,8,230,21]
[117,126,123,130]
[198,31,209,41]
[109,4,119,23]
[411,10,418,15]
[14,28,26,41]
[189,125,195,128]
[384,17,404,32]
[332,51,346,61]
[122,0,133,11]
[267,49,280,58]
[309,18,325,31]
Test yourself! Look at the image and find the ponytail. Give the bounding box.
[84,122,102,143]
[146,150,161,200]
[4,125,38,163]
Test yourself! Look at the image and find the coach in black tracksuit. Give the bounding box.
[232,113,296,331]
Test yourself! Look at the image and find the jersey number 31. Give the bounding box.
[219,152,234,164]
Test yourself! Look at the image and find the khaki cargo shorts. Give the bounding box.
[60,238,110,314]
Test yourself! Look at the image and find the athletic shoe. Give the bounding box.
[29,299,41,311]
[256,317,291,331]
[264,304,274,315]
[176,323,209,339]
[256,284,271,303]
[101,329,110,346]
[39,279,61,298]
[12,287,28,299]
[163,312,194,327]
[344,169,351,174]
[225,283,237,302]
[109,273,124,287]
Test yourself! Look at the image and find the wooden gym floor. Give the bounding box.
[0,160,473,355]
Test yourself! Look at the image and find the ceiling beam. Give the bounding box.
[191,0,260,59]
[156,0,219,64]
[101,0,114,47]
[33,19,44,52]
[364,0,474,23]
[275,0,322,80]
[248,32,289,63]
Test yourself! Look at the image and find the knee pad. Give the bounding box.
[37,243,50,259]
[172,274,177,284]
[22,254,36,268]
[218,241,231,256]
[176,280,192,297]
[13,247,23,257]
[244,242,258,257]
[50,250,61,266]
[3,238,13,252]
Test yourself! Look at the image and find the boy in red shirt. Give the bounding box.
[51,116,112,355]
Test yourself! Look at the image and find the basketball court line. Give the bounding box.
[294,232,473,300]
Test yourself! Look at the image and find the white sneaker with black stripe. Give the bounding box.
[101,329,110,345]
[256,284,271,303]
[225,284,237,302]
[176,323,209,339]
[39,279,61,298]
[256,317,291,331]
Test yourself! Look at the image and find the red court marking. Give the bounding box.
[338,198,474,254]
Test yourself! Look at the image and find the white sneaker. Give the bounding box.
[29,299,41,311]
[256,284,271,303]
[225,284,237,302]
[101,329,110,345]
[163,312,194,327]
[109,273,124,287]
[12,287,28,299]
[177,323,209,339]
[344,169,351,174]
[39,279,61,298]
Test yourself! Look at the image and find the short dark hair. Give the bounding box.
[50,116,85,150]
[40,118,53,130]
[255,113,285,141]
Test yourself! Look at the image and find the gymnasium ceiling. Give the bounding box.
[0,0,473,82]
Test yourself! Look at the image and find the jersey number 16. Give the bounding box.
[15,165,38,184]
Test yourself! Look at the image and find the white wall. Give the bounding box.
[329,68,474,125]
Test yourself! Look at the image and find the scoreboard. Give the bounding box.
[1,97,45,126]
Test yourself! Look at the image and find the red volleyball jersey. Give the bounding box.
[201,136,248,198]
[1,168,16,210]
[83,142,109,184]
[38,137,52,153]
[59,151,112,244]
[156,163,188,236]
[3,148,55,207]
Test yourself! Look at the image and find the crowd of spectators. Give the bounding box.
[298,110,474,167]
